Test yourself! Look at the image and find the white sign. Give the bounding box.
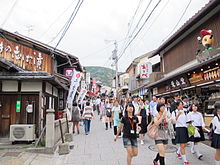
[153,87,158,95]
[140,62,152,79]
[67,69,81,105]
[81,80,86,89]
[86,72,91,84]
[26,104,33,113]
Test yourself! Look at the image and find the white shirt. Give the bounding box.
[132,101,139,115]
[187,111,205,127]
[96,98,101,105]
[212,115,220,134]
[172,109,187,128]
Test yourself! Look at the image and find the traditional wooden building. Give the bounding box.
[0,28,83,137]
[147,0,220,125]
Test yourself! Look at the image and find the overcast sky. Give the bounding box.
[0,0,210,71]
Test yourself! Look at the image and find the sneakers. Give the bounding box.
[184,162,190,165]
[140,140,144,145]
[191,148,195,154]
[176,152,181,159]
[153,160,158,165]
[198,154,203,160]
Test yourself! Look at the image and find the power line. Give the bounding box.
[138,0,170,43]
[118,0,162,61]
[39,0,76,40]
[1,0,18,27]
[161,0,192,43]
[53,0,84,51]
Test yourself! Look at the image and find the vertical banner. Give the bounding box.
[92,78,96,92]
[86,72,91,84]
[77,89,87,103]
[67,69,81,105]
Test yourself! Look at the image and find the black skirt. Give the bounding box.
[175,127,189,144]
[139,117,147,134]
[212,133,220,149]
[189,126,205,143]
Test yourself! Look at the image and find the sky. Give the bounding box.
[0,0,210,72]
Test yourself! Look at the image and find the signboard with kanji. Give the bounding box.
[140,62,152,79]
[0,37,52,74]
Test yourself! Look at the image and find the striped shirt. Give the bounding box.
[83,106,94,119]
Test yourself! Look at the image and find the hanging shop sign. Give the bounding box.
[77,89,87,103]
[80,80,86,89]
[0,38,52,74]
[86,72,91,84]
[64,68,75,79]
[140,62,152,79]
[152,87,158,95]
[92,78,96,90]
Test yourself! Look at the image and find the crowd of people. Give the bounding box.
[71,94,220,165]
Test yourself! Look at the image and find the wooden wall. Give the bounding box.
[0,37,53,74]
[163,12,220,73]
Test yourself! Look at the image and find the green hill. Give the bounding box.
[85,66,116,86]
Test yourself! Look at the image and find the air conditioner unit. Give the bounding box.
[10,124,35,142]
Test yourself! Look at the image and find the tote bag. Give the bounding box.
[147,121,158,139]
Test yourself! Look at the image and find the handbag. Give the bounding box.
[106,110,112,117]
[147,121,158,139]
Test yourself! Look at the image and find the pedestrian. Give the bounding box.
[72,102,81,134]
[132,96,140,115]
[172,100,189,165]
[96,96,101,115]
[150,96,158,117]
[170,94,180,113]
[187,103,207,160]
[145,99,151,124]
[82,101,94,135]
[211,103,220,165]
[138,99,148,145]
[114,103,140,165]
[100,99,105,120]
[112,100,121,137]
[105,99,113,130]
[153,103,170,165]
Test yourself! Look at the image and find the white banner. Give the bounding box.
[77,89,87,103]
[140,62,152,79]
[67,69,81,105]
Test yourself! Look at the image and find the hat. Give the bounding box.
[200,29,212,36]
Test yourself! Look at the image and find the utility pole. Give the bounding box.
[112,41,118,100]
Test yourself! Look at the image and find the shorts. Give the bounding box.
[155,139,168,145]
[123,138,138,148]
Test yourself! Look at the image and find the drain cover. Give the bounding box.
[2,152,21,157]
[148,145,177,153]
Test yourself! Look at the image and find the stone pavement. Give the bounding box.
[0,114,217,165]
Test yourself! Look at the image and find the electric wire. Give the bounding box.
[161,0,192,43]
[118,0,162,61]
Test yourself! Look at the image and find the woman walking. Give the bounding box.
[72,102,81,134]
[211,103,220,165]
[112,100,121,137]
[172,101,189,165]
[105,99,113,130]
[187,103,207,159]
[153,103,170,165]
[114,103,140,165]
[82,101,94,135]
[138,99,148,145]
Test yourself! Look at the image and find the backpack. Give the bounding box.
[106,110,112,117]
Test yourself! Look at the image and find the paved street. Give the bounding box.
[0,113,217,165]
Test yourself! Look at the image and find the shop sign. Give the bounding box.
[77,89,87,103]
[64,68,74,79]
[86,72,91,84]
[92,78,96,89]
[170,77,188,89]
[189,66,220,84]
[203,66,220,81]
[140,62,152,79]
[0,38,52,73]
[16,101,21,112]
[153,88,158,95]
[81,80,86,89]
